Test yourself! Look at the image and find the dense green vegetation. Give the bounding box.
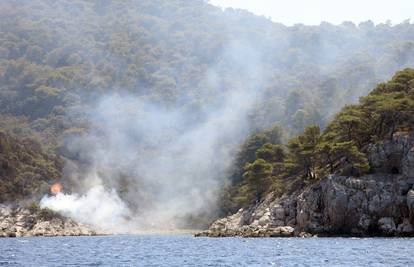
[224,69,414,212]
[0,131,61,202]
[0,0,413,210]
[1,1,414,136]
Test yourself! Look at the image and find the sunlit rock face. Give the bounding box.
[199,133,414,237]
[0,205,96,237]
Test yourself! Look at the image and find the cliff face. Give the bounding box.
[197,133,414,237]
[0,205,96,237]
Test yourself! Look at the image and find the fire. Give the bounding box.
[50,183,63,195]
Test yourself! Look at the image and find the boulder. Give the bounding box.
[378,217,396,235]
[357,214,371,231]
[397,219,414,235]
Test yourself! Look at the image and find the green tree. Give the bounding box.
[325,105,370,148]
[256,143,286,163]
[286,125,321,179]
[361,92,414,139]
[243,159,273,200]
[318,140,369,175]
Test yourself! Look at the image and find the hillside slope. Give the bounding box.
[1,0,414,140]
[0,1,414,222]
[199,69,414,237]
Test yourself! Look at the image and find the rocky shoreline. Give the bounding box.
[197,133,414,238]
[0,205,96,237]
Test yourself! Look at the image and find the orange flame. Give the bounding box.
[50,183,63,195]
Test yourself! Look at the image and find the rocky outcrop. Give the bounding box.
[369,132,414,176]
[0,205,96,237]
[295,174,414,236]
[198,133,414,237]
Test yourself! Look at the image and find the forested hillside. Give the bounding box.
[0,0,414,217]
[223,68,414,213]
[0,130,61,202]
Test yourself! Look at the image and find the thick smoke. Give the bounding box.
[40,184,131,232]
[41,41,266,232]
[29,1,414,233]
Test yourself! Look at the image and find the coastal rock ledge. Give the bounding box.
[197,133,414,238]
[0,205,96,237]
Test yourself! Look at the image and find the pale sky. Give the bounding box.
[209,0,413,26]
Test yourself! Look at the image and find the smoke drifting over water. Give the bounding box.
[41,41,266,232]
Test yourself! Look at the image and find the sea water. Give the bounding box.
[0,235,413,266]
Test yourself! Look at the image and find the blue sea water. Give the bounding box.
[0,235,413,266]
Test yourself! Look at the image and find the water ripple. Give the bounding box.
[0,235,413,266]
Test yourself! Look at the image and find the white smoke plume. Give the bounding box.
[40,40,268,232]
[40,185,131,233]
